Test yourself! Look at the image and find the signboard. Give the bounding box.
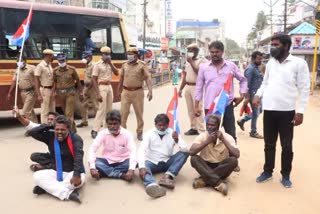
[165,0,173,38]
[161,37,169,51]
[292,35,319,51]
[176,31,196,39]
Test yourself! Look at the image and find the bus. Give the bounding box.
[0,0,130,112]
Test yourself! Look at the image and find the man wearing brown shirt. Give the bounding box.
[189,114,240,196]
[53,53,83,133]
[7,55,37,123]
[77,51,98,128]
[34,49,55,124]
[117,47,152,141]
[91,46,119,139]
[178,43,207,135]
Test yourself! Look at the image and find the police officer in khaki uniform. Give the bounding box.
[34,49,55,124]
[117,47,152,141]
[7,55,37,123]
[178,43,207,135]
[91,46,119,138]
[77,51,98,128]
[52,53,83,133]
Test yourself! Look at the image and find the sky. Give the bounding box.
[172,0,282,46]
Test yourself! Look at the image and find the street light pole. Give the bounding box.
[284,0,288,33]
[142,0,148,49]
[264,0,280,35]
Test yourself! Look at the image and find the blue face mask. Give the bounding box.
[156,128,168,135]
[103,54,111,60]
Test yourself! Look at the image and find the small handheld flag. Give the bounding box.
[166,88,180,134]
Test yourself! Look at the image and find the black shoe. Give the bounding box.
[137,133,143,141]
[76,122,88,128]
[91,130,98,139]
[33,186,46,195]
[68,190,81,204]
[184,129,199,135]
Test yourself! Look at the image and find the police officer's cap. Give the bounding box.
[187,43,199,49]
[100,46,111,54]
[57,53,67,60]
[82,51,92,58]
[43,49,54,55]
[127,47,139,53]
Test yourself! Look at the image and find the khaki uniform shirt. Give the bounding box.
[53,65,79,89]
[92,60,112,82]
[185,58,207,83]
[34,60,53,86]
[13,64,35,89]
[120,60,150,88]
[84,61,94,85]
[193,130,237,163]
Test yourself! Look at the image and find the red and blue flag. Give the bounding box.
[166,87,180,134]
[11,7,33,47]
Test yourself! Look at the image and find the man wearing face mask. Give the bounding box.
[34,49,55,124]
[138,114,189,198]
[253,34,310,188]
[178,43,207,136]
[117,47,152,141]
[7,55,38,124]
[29,115,85,203]
[91,46,119,139]
[189,115,239,196]
[88,110,137,182]
[77,51,98,128]
[52,53,83,133]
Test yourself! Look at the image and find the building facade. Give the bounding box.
[16,0,85,7]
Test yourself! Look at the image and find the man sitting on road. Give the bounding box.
[189,114,240,196]
[138,114,189,198]
[13,108,59,172]
[29,115,85,203]
[88,110,137,182]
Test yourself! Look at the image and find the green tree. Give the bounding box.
[247,11,268,47]
[225,38,241,58]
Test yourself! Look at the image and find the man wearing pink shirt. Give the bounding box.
[88,110,137,182]
[195,41,248,141]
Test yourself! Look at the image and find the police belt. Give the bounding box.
[186,82,196,86]
[21,87,34,92]
[57,86,75,93]
[123,85,143,91]
[98,81,111,85]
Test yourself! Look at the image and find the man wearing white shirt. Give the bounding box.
[253,34,310,188]
[88,110,137,182]
[138,114,189,198]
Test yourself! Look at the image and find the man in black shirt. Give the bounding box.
[29,115,85,203]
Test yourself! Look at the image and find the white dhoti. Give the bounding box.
[33,169,85,200]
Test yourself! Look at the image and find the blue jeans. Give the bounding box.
[95,158,129,178]
[143,151,189,187]
[240,100,261,134]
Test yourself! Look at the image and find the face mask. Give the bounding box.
[187,52,194,58]
[81,58,87,64]
[127,55,135,62]
[270,47,284,59]
[17,62,25,68]
[156,128,168,135]
[103,54,111,60]
[58,62,66,68]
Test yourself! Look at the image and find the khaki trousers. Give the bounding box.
[80,86,98,124]
[57,89,76,132]
[20,90,37,123]
[40,88,55,124]
[185,85,205,131]
[93,85,113,132]
[121,89,144,134]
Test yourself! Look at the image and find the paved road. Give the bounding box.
[1,83,320,213]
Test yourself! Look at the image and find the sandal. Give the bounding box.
[250,132,264,139]
[159,176,175,189]
[30,164,44,172]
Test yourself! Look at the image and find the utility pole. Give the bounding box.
[284,0,288,33]
[142,0,148,49]
[264,0,280,35]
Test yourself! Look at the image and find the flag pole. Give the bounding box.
[14,5,33,117]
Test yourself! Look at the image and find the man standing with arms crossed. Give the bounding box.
[91,46,119,139]
[34,49,55,124]
[253,34,310,188]
[117,47,152,141]
[178,43,206,136]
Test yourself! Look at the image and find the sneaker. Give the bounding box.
[91,130,98,139]
[159,176,175,189]
[214,182,228,196]
[33,186,46,195]
[280,177,292,188]
[184,129,199,135]
[256,172,272,183]
[68,190,81,204]
[146,184,166,198]
[250,132,264,139]
[192,177,207,189]
[237,120,245,131]
[76,122,88,128]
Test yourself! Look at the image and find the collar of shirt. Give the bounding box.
[208,59,227,68]
[41,60,50,67]
[270,54,294,65]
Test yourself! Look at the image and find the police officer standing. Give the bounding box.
[34,49,55,124]
[7,55,38,123]
[76,51,98,128]
[91,46,119,138]
[117,47,152,141]
[52,53,83,133]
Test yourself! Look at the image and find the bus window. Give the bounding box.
[91,29,107,49]
[111,25,125,54]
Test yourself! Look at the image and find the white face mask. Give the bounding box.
[156,128,169,135]
[16,62,25,68]
[81,58,87,64]
[58,62,66,68]
[127,55,135,62]
[187,52,194,58]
